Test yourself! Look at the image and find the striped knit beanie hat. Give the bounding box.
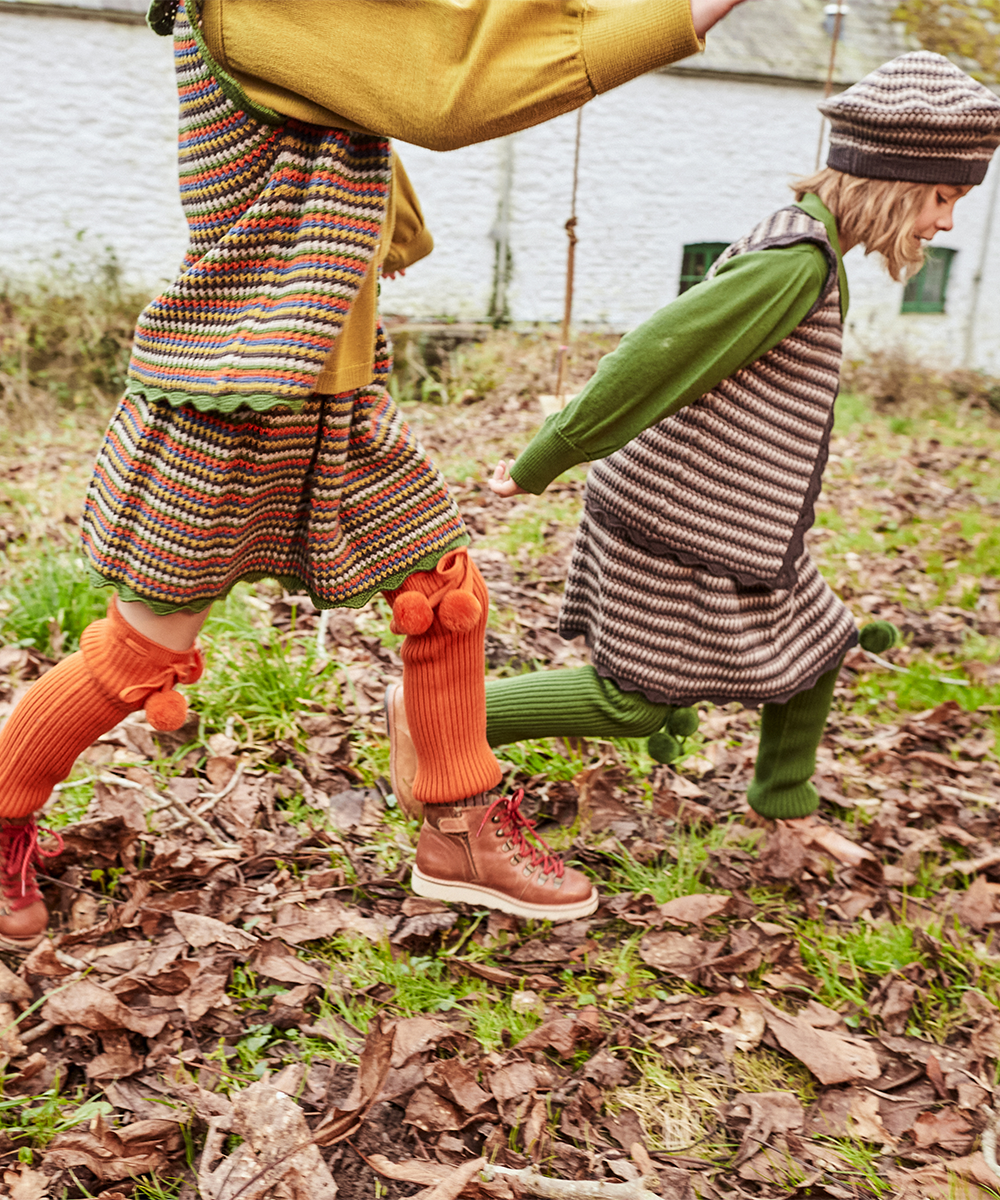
[819,51,1000,185]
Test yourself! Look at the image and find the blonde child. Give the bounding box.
[389,54,1000,864]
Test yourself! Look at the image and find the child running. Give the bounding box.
[388,53,1000,852]
[0,0,753,947]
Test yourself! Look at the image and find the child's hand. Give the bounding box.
[381,267,406,280]
[489,460,528,498]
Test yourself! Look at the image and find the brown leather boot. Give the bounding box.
[0,816,62,952]
[412,790,598,921]
[384,683,421,822]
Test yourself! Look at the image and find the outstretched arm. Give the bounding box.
[507,242,829,495]
[201,0,750,149]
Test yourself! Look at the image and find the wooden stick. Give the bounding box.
[482,1164,662,1200]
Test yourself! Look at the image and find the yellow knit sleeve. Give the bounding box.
[201,0,702,150]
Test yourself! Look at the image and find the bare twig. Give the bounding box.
[166,792,237,849]
[863,649,970,687]
[199,760,246,810]
[21,1019,56,1045]
[482,1165,662,1200]
[935,783,1000,808]
[982,1106,1000,1180]
[316,608,331,660]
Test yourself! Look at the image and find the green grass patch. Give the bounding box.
[0,551,108,655]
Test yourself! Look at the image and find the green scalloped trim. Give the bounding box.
[86,535,470,616]
[184,0,284,127]
[148,0,284,126]
[125,378,308,415]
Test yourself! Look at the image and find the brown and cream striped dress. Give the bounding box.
[559,206,858,707]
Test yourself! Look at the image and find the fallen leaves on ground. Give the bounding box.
[5,370,1000,1197]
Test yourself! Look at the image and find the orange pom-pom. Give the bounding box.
[145,688,189,732]
[438,590,482,634]
[392,591,434,635]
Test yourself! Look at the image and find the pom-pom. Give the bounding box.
[648,730,682,765]
[145,688,188,732]
[392,592,434,636]
[859,621,900,654]
[438,590,482,634]
[667,707,699,738]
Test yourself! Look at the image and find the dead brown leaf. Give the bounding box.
[726,1091,804,1163]
[912,1108,976,1153]
[761,999,881,1085]
[41,978,168,1038]
[198,1080,337,1200]
[313,1013,395,1145]
[958,875,999,930]
[44,1119,182,1182]
[3,1165,50,1200]
[638,930,724,979]
[173,910,256,951]
[658,893,733,925]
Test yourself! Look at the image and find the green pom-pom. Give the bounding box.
[667,707,699,738]
[648,731,683,764]
[859,621,900,654]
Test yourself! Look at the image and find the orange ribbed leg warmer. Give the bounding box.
[0,600,203,819]
[383,548,502,805]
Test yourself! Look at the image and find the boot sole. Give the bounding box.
[385,684,422,823]
[411,865,598,922]
[0,931,45,954]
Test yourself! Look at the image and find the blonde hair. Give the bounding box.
[791,167,933,282]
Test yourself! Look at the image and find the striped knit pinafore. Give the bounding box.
[559,206,858,707]
[81,0,465,613]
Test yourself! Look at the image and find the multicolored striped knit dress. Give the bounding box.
[81,0,466,614]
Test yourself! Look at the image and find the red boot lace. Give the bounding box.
[476,789,566,879]
[0,820,64,907]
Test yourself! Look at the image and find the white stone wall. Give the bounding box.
[0,9,188,289]
[2,7,997,373]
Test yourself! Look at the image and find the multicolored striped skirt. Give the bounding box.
[81,357,467,614]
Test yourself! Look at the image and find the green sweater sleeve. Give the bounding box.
[511,242,831,495]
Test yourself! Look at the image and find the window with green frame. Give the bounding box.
[678,242,730,294]
[901,246,956,313]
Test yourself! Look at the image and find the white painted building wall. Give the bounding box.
[0,7,188,289]
[1,3,997,373]
[383,71,1000,375]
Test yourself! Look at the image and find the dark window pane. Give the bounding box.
[902,247,956,314]
[679,242,730,294]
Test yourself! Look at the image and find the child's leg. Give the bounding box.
[383,549,501,804]
[383,549,597,920]
[745,662,841,820]
[486,667,668,745]
[0,599,205,947]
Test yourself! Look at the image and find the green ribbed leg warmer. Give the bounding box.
[484,667,667,747]
[746,662,841,819]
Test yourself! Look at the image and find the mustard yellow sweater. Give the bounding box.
[200,0,702,150]
[199,0,702,390]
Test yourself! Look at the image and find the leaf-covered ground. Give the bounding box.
[3,332,1000,1199]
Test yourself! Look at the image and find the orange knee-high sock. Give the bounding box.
[0,600,203,819]
[384,548,501,805]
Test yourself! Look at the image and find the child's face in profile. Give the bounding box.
[913,183,972,243]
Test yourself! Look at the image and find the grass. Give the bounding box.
[0,550,108,656]
[0,252,146,417]
[184,586,343,745]
[600,821,762,905]
[0,1086,113,1155]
